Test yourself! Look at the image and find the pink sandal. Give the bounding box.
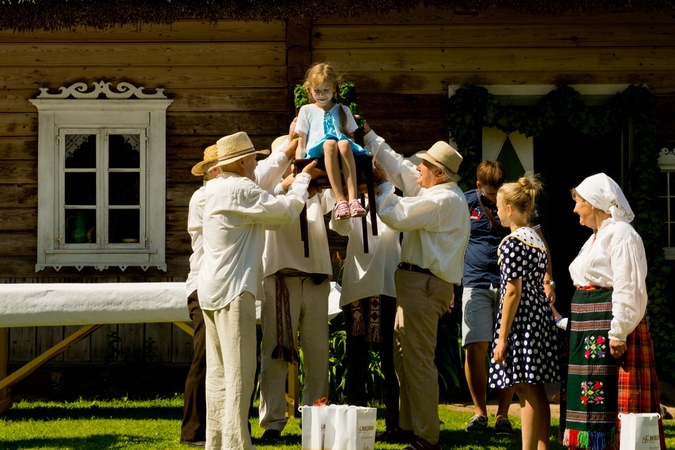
[349,199,367,218]
[334,200,351,220]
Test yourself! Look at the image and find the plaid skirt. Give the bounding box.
[562,288,665,450]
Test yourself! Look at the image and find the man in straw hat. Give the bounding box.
[181,134,299,448]
[197,131,317,450]
[363,123,469,450]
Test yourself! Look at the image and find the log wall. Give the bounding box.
[1,6,674,367]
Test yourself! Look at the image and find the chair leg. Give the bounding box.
[300,204,309,258]
[365,166,378,237]
[360,193,369,254]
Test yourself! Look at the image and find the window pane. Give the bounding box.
[109,173,140,205]
[658,171,668,197]
[109,134,140,169]
[65,173,96,205]
[65,134,96,169]
[65,209,96,244]
[109,209,140,244]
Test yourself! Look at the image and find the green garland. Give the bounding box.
[445,83,674,381]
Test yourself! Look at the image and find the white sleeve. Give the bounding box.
[363,131,421,197]
[255,152,291,192]
[608,233,649,341]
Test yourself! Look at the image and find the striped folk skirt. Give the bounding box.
[562,288,665,450]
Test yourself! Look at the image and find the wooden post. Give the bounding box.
[286,16,312,121]
[0,328,11,414]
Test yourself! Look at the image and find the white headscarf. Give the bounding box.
[575,173,634,223]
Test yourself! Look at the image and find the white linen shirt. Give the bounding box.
[330,199,400,306]
[198,172,310,311]
[185,152,291,297]
[185,186,206,296]
[568,218,649,341]
[364,131,470,285]
[262,190,335,277]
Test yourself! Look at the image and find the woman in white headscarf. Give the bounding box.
[561,173,665,450]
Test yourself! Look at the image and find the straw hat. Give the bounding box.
[191,144,219,177]
[415,141,463,179]
[270,135,293,155]
[212,131,270,170]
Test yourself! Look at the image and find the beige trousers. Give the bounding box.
[203,292,257,450]
[258,274,330,432]
[394,268,455,445]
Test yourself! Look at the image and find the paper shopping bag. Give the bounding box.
[324,405,377,450]
[301,405,328,450]
[619,413,661,450]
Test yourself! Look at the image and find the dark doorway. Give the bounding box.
[533,122,622,316]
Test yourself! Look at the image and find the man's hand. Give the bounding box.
[288,117,298,139]
[373,161,387,183]
[302,159,325,180]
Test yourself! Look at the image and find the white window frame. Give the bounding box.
[30,81,173,272]
[658,147,675,260]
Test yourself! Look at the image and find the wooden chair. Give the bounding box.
[294,153,378,257]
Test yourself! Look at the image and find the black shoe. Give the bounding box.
[180,440,206,447]
[465,414,488,432]
[376,427,416,443]
[495,416,514,435]
[260,429,281,440]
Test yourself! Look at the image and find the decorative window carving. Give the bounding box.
[30,81,173,272]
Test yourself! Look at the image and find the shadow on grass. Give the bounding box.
[438,425,566,450]
[2,405,182,422]
[0,434,164,450]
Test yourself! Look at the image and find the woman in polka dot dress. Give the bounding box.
[489,172,560,450]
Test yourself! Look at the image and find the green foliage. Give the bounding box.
[293,84,309,109]
[446,84,675,381]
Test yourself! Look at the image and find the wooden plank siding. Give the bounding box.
[0,19,289,366]
[1,6,675,369]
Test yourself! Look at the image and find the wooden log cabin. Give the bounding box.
[1,0,674,396]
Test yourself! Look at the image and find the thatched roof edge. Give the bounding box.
[1,0,674,32]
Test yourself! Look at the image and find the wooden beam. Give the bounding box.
[0,324,102,392]
[287,16,312,119]
[172,321,194,337]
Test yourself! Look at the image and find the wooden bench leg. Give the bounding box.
[0,328,11,414]
[0,324,103,409]
[172,321,195,337]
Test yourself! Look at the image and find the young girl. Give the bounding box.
[295,63,369,220]
[489,173,560,450]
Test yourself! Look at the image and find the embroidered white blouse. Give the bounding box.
[568,218,649,341]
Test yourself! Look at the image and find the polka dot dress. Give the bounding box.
[488,226,560,388]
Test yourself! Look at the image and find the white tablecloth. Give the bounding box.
[0,282,343,327]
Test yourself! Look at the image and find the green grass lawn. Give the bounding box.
[1,397,673,449]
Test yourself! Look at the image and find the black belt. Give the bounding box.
[398,262,432,275]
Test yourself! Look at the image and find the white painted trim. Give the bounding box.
[31,81,173,272]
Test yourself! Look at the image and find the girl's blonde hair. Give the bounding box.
[303,62,350,136]
[498,172,542,219]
